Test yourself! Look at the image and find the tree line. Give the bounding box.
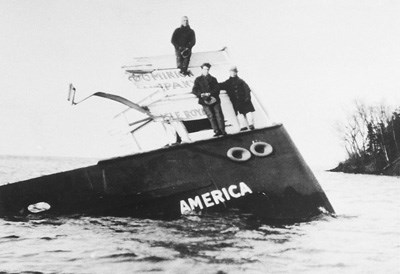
[336,101,400,174]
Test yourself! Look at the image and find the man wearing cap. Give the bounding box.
[219,66,255,131]
[192,63,227,137]
[171,16,196,75]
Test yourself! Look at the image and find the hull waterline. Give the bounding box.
[0,125,334,223]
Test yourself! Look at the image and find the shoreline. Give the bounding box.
[329,157,400,177]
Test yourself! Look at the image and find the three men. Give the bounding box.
[219,66,255,131]
[171,16,196,75]
[192,63,227,137]
[171,16,255,136]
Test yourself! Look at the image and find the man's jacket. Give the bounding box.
[171,26,196,50]
[219,76,251,106]
[192,74,221,106]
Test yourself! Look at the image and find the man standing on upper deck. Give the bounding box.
[219,66,255,131]
[192,63,226,137]
[171,16,196,75]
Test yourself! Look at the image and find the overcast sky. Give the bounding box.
[0,0,399,168]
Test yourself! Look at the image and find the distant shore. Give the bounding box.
[329,157,400,176]
[332,102,399,177]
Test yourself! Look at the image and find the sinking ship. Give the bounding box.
[0,48,334,222]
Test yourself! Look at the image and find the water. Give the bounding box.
[0,156,399,274]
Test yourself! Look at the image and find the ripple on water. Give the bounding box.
[0,158,399,273]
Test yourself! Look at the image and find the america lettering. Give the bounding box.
[180,182,253,214]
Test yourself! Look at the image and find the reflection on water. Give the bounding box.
[0,214,318,273]
[0,156,399,273]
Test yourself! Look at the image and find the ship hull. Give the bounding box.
[0,125,334,222]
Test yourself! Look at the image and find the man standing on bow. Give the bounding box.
[171,16,196,75]
[219,66,256,131]
[192,63,227,137]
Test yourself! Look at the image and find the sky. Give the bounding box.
[0,0,399,168]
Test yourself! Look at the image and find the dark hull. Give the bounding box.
[0,125,334,222]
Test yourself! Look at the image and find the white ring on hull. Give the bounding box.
[227,147,251,162]
[250,141,273,157]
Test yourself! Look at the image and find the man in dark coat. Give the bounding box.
[171,16,196,75]
[219,66,255,131]
[192,63,226,137]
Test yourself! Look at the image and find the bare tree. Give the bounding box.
[337,100,398,172]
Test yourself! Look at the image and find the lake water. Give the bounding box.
[0,155,399,274]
